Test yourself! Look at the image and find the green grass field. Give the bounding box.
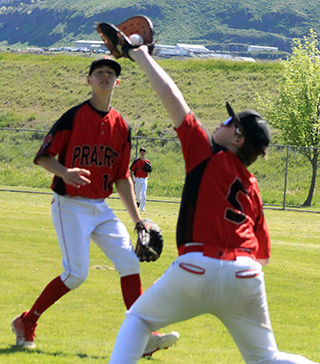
[0,189,319,363]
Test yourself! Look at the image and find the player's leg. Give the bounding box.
[11,275,70,349]
[140,178,148,212]
[51,194,94,289]
[91,200,141,307]
[134,178,141,206]
[135,178,141,208]
[109,254,214,363]
[216,257,317,364]
[12,194,94,348]
[109,315,151,363]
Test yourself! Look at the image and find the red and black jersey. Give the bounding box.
[34,100,131,199]
[175,112,270,260]
[130,158,151,178]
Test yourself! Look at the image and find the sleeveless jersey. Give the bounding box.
[34,100,131,199]
[175,112,270,260]
[130,158,151,178]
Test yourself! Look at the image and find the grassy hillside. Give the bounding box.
[1,52,320,208]
[0,0,319,52]
[0,52,282,134]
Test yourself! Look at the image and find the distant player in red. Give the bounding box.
[11,56,178,355]
[130,147,152,212]
[107,46,317,363]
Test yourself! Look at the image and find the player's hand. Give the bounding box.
[63,168,91,188]
[128,45,149,60]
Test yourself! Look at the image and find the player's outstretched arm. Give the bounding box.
[129,46,191,129]
[35,155,91,188]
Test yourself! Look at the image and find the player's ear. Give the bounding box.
[232,133,244,148]
[114,79,120,88]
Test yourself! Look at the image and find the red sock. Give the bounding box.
[23,276,70,324]
[120,273,143,309]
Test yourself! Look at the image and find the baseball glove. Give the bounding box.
[142,161,152,173]
[96,15,155,61]
[135,219,163,262]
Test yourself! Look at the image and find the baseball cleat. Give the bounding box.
[142,331,180,357]
[11,311,37,349]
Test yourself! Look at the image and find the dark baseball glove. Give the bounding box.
[135,219,163,262]
[142,161,152,173]
[96,15,155,61]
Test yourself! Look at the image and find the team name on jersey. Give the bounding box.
[72,145,119,168]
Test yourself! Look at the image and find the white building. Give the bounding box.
[155,43,210,58]
[176,44,210,54]
[75,40,106,51]
[248,45,278,52]
[235,56,256,62]
[199,53,232,59]
[154,44,175,56]
[158,46,190,57]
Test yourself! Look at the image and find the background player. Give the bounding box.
[11,56,179,356]
[130,147,152,212]
[106,45,318,363]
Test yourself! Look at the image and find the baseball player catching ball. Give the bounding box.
[11,56,179,356]
[98,25,318,364]
[130,147,152,212]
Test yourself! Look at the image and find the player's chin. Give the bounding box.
[97,84,113,92]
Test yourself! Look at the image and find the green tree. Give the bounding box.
[256,29,320,206]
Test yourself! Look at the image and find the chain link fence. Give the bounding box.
[0,127,319,212]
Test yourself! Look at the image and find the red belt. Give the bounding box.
[178,243,255,261]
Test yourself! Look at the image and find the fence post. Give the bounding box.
[135,137,139,159]
[282,146,289,210]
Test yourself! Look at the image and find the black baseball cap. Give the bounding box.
[88,56,121,77]
[139,147,146,152]
[226,102,271,151]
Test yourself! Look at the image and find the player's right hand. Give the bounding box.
[63,168,91,188]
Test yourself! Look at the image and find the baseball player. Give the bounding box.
[11,56,179,356]
[106,46,318,363]
[130,147,152,212]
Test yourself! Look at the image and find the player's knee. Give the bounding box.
[63,271,88,290]
[116,254,140,277]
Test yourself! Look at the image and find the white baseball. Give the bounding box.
[129,34,144,45]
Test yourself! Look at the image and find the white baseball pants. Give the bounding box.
[109,253,318,364]
[134,177,148,211]
[51,193,140,290]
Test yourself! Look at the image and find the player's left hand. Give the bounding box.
[142,162,152,173]
[96,15,155,61]
[135,219,163,262]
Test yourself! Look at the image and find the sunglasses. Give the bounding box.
[222,116,242,135]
